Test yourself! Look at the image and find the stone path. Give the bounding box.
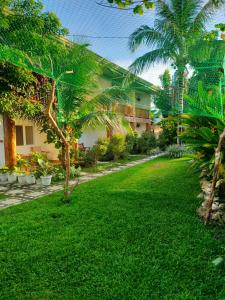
[0,154,163,210]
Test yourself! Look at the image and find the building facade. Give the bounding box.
[0,59,157,167]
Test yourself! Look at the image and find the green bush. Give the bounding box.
[147,147,161,156]
[138,132,157,154]
[110,134,126,160]
[158,118,178,150]
[166,144,185,158]
[125,133,139,154]
[92,138,110,161]
[83,150,97,167]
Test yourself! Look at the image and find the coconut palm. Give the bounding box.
[128,0,225,113]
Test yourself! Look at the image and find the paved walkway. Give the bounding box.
[0,154,163,210]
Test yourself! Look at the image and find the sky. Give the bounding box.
[42,0,225,86]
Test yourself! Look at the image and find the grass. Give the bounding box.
[0,157,224,299]
[83,154,147,173]
[0,193,7,201]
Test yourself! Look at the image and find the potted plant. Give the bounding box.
[26,171,36,185]
[7,166,18,183]
[37,159,53,186]
[0,166,9,182]
[17,171,27,185]
[16,155,28,185]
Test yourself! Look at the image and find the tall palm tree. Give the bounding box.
[128,0,224,114]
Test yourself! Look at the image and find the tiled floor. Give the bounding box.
[0,154,163,210]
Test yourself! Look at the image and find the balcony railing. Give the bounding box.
[125,116,151,124]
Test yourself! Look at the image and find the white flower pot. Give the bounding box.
[7,174,17,183]
[0,173,8,182]
[40,175,52,186]
[17,174,27,185]
[26,174,36,185]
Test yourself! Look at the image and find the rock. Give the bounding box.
[212,202,220,211]
[197,192,204,199]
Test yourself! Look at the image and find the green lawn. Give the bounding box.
[82,154,147,173]
[0,157,224,299]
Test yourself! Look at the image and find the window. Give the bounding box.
[15,125,34,146]
[25,126,34,145]
[16,126,24,146]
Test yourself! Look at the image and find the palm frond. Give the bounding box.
[78,110,131,132]
[191,0,225,34]
[129,48,172,74]
[128,25,164,52]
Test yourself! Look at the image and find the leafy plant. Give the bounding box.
[16,154,27,171]
[110,134,126,160]
[37,159,53,177]
[180,114,225,177]
[125,133,139,154]
[138,131,157,154]
[0,166,9,174]
[92,138,110,161]
[166,144,185,159]
[147,147,161,156]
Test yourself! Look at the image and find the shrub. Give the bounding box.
[157,132,168,150]
[110,134,126,160]
[92,138,110,161]
[125,133,139,154]
[147,147,161,156]
[166,144,185,158]
[138,132,157,154]
[83,150,96,167]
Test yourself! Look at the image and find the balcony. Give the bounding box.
[125,116,152,124]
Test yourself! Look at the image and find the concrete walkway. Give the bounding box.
[0,154,163,210]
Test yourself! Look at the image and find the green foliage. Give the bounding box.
[29,151,47,167]
[129,0,224,74]
[92,138,110,161]
[138,131,157,153]
[110,133,126,160]
[158,118,177,150]
[166,144,185,159]
[105,0,154,14]
[0,166,9,174]
[154,69,174,115]
[37,159,53,177]
[147,147,161,156]
[180,114,225,178]
[16,154,27,170]
[125,133,139,154]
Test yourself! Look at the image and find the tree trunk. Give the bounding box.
[3,114,16,167]
[176,69,185,144]
[46,81,71,202]
[64,143,71,201]
[205,127,225,222]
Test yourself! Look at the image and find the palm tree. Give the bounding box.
[128,0,224,114]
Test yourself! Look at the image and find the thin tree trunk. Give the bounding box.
[64,143,70,201]
[46,80,71,202]
[205,127,225,222]
[177,69,185,144]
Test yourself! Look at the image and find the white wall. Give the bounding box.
[0,115,5,167]
[15,119,59,161]
[79,127,107,148]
